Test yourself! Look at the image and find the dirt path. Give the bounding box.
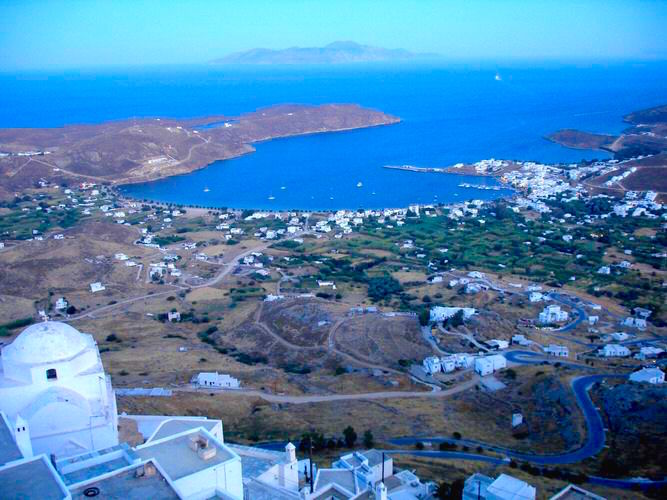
[174,376,478,404]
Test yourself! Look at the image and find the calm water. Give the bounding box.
[2,62,666,209]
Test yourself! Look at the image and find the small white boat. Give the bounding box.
[203,187,210,192]
[494,72,502,81]
[268,195,275,200]
[357,181,363,188]
[280,186,286,190]
[371,191,376,195]
[330,196,334,200]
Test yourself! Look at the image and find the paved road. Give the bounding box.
[390,351,615,465]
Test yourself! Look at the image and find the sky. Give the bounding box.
[1,0,666,69]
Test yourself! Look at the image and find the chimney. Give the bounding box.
[375,481,388,500]
[285,442,297,463]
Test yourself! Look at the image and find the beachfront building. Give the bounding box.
[0,322,119,459]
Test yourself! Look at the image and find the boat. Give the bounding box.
[357,181,363,188]
[203,187,210,192]
[280,186,286,190]
[495,72,502,81]
[268,195,275,200]
[371,191,376,195]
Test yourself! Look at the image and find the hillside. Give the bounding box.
[0,104,399,198]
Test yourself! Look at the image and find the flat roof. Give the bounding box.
[70,462,179,499]
[314,469,357,495]
[227,444,283,479]
[149,418,219,442]
[0,456,68,500]
[0,414,23,465]
[135,430,235,481]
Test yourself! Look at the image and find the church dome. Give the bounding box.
[3,322,90,365]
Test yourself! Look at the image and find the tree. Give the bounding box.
[449,309,465,328]
[418,308,430,327]
[343,426,357,448]
[362,430,374,449]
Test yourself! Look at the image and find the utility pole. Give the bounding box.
[381,452,385,484]
[309,440,314,494]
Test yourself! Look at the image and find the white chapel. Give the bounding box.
[0,321,118,458]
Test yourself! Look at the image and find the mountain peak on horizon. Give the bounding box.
[211,41,436,65]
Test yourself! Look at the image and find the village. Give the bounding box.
[0,150,666,499]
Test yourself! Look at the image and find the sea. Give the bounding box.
[2,61,666,210]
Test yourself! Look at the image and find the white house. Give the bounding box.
[544,344,569,357]
[429,306,476,323]
[195,372,240,389]
[622,317,647,330]
[474,354,506,376]
[611,332,630,342]
[463,472,536,500]
[635,346,664,360]
[55,297,68,311]
[440,357,456,373]
[0,322,118,458]
[135,428,244,499]
[629,367,664,385]
[512,334,531,346]
[487,339,509,350]
[89,282,105,293]
[598,344,631,357]
[529,292,544,303]
[538,304,568,324]
[167,311,181,322]
[422,356,441,375]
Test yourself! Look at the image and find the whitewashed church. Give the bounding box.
[0,321,118,458]
[0,321,435,499]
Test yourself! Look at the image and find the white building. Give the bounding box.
[598,344,631,358]
[463,472,536,500]
[635,346,664,360]
[538,304,568,324]
[195,372,240,389]
[55,297,68,311]
[622,317,647,330]
[422,356,441,375]
[429,306,476,323]
[512,334,531,346]
[544,344,569,357]
[167,311,181,322]
[474,355,506,376]
[0,322,118,458]
[89,282,105,293]
[440,357,456,373]
[487,339,509,350]
[629,367,664,385]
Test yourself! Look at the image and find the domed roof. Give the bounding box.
[3,321,90,365]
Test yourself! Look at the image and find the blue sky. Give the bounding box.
[1,0,666,69]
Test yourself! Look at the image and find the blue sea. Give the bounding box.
[2,62,666,210]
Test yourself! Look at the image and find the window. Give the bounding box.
[46,368,57,380]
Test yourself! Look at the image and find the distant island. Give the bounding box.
[212,41,436,65]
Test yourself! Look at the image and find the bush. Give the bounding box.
[415,441,425,450]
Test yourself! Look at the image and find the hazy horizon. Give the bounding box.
[1,0,666,70]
